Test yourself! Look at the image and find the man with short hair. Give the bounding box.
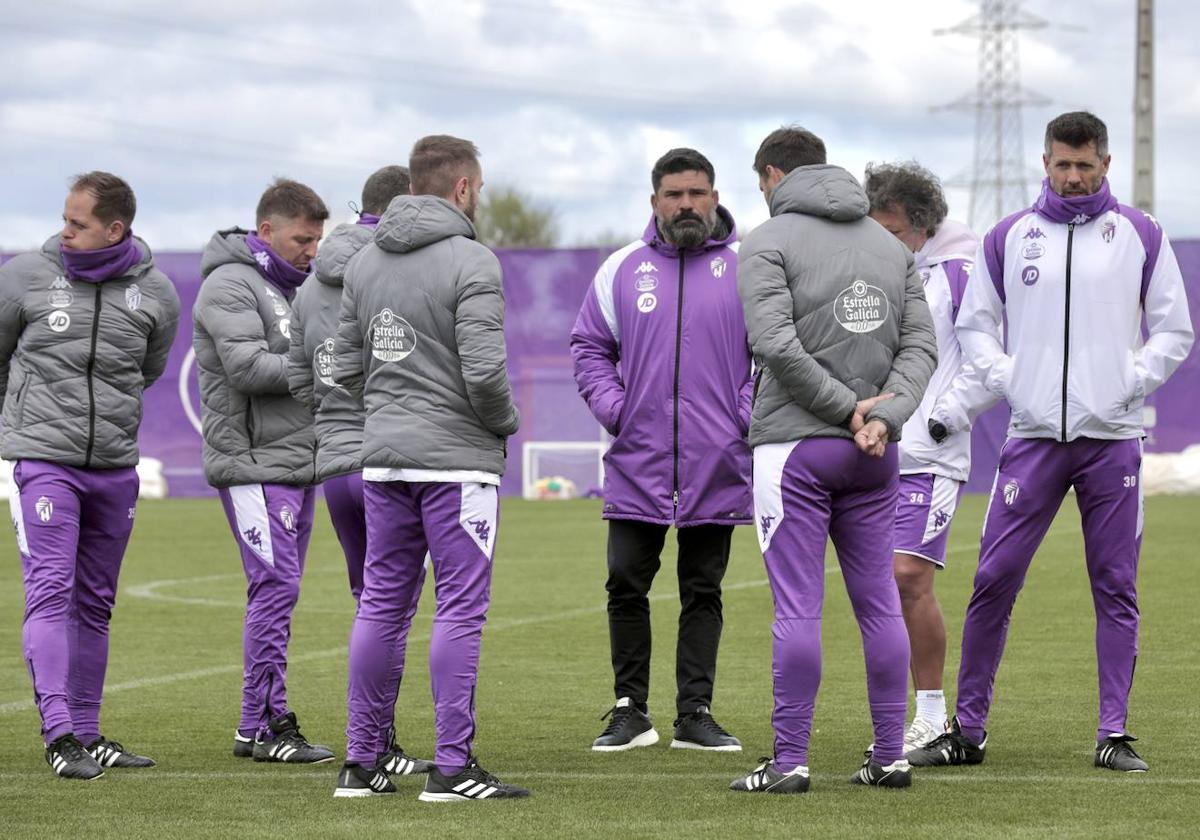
[334,135,528,801]
[0,172,180,779]
[730,126,937,794]
[909,111,1193,773]
[571,148,751,753]
[287,165,433,785]
[864,161,995,753]
[194,178,334,764]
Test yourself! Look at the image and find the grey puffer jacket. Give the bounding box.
[334,196,519,475]
[0,235,180,468]
[287,222,370,481]
[738,165,937,446]
[193,229,316,487]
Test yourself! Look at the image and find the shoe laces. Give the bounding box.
[1109,738,1143,762]
[92,737,125,753]
[463,756,501,786]
[680,710,731,737]
[599,703,636,737]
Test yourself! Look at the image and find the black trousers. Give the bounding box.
[605,519,733,714]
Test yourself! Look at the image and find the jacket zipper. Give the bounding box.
[672,254,685,512]
[83,285,102,467]
[1060,223,1075,443]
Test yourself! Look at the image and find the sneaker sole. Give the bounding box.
[591,728,660,752]
[419,791,521,803]
[334,787,395,798]
[254,755,337,764]
[55,770,105,781]
[670,739,742,752]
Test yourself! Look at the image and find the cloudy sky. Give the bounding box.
[1,0,1196,251]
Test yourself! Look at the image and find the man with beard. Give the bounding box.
[194,179,334,765]
[0,171,179,779]
[572,148,752,753]
[287,165,434,786]
[731,126,936,794]
[334,135,528,801]
[908,111,1193,773]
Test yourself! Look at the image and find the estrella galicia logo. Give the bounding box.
[1021,266,1040,286]
[1003,479,1020,506]
[243,527,264,550]
[1021,242,1045,260]
[35,496,53,522]
[314,338,336,387]
[635,274,658,292]
[125,283,142,311]
[710,256,727,278]
[467,518,491,545]
[368,308,417,362]
[834,280,889,334]
[280,506,295,533]
[759,514,775,539]
[1023,227,1045,240]
[47,287,73,308]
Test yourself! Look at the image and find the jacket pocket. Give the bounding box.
[244,397,260,460]
[10,375,30,425]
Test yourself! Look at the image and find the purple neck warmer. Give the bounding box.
[245,232,309,295]
[1033,177,1118,225]
[60,234,142,283]
[357,213,381,227]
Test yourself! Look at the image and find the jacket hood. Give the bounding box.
[374,195,476,254]
[41,233,156,278]
[641,204,737,255]
[200,228,256,278]
[915,218,979,269]
[314,222,374,287]
[768,165,870,222]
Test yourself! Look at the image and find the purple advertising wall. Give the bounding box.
[3,242,1199,495]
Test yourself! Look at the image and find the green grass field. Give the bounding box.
[1,495,1198,838]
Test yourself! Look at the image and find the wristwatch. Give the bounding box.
[928,419,949,444]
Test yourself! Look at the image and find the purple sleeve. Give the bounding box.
[1115,204,1164,306]
[570,283,625,436]
[737,372,754,435]
[981,208,1033,305]
[943,259,971,323]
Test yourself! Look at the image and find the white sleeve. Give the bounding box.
[955,243,1012,399]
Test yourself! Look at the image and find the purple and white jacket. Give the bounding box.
[957,179,1193,442]
[570,207,753,527]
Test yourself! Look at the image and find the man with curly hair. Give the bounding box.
[864,161,997,754]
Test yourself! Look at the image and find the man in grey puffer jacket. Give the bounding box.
[287,165,433,783]
[0,172,179,779]
[193,179,333,765]
[729,127,937,795]
[334,135,528,801]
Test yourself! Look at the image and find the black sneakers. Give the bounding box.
[671,706,741,751]
[252,712,335,764]
[45,733,104,780]
[729,758,810,794]
[906,716,986,767]
[334,761,398,798]
[419,757,530,802]
[851,756,913,788]
[1095,735,1149,772]
[380,729,434,775]
[86,737,156,768]
[592,697,659,751]
[233,732,255,758]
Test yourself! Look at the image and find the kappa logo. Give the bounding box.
[1071,213,1091,225]
[834,280,889,334]
[1101,219,1117,243]
[47,310,71,333]
[368,308,417,362]
[637,292,657,314]
[253,251,272,271]
[1003,479,1020,507]
[710,256,727,278]
[127,507,136,521]
[759,514,775,539]
[933,509,950,530]
[314,338,336,387]
[919,269,931,284]
[1023,228,1046,240]
[635,261,658,274]
[1021,265,1040,286]
[125,283,142,311]
[51,275,70,290]
[467,518,491,545]
[35,496,53,523]
[243,526,264,550]
[280,506,295,532]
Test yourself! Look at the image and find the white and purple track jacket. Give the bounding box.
[956,179,1193,443]
[570,207,753,527]
[899,220,998,482]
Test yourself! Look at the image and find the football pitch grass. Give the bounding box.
[1,495,1198,838]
